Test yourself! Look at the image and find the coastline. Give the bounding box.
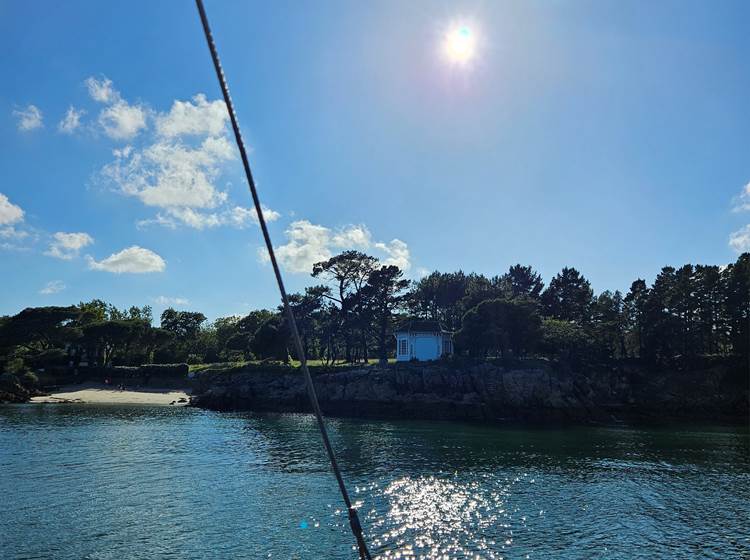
[190,359,749,425]
[29,383,191,406]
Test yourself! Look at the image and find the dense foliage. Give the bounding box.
[1,252,747,374]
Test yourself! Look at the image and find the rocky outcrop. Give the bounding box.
[0,374,45,404]
[190,359,749,423]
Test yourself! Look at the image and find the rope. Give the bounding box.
[194,2,373,558]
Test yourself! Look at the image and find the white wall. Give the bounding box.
[395,332,442,361]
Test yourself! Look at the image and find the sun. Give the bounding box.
[443,25,476,64]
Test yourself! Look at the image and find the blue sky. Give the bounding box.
[1,0,749,321]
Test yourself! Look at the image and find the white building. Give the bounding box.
[394,320,453,362]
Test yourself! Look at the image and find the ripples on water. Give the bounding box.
[0,405,748,559]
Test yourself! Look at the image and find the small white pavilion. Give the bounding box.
[394,320,453,362]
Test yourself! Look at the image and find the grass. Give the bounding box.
[189,358,397,373]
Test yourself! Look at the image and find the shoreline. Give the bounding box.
[29,383,191,406]
[190,360,749,425]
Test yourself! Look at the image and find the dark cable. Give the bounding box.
[194,1,373,558]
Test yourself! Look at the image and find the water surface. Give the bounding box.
[1,404,748,559]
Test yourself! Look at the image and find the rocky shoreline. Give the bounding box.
[190,358,749,424]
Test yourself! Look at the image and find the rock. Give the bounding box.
[189,359,748,424]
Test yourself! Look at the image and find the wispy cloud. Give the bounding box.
[729,181,750,252]
[86,76,119,104]
[732,182,750,213]
[58,106,85,134]
[40,280,66,295]
[13,104,43,131]
[87,246,166,274]
[153,295,189,306]
[729,225,750,253]
[45,231,94,260]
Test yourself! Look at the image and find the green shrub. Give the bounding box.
[5,357,27,375]
[21,371,39,386]
[186,354,203,365]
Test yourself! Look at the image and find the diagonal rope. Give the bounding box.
[194,1,372,558]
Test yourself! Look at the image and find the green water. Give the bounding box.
[0,405,748,559]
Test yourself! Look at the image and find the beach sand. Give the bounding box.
[30,383,191,406]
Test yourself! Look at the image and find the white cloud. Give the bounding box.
[104,136,231,208]
[58,106,85,134]
[99,101,148,140]
[87,245,166,274]
[331,224,372,248]
[13,105,43,131]
[88,82,278,230]
[103,133,277,229]
[729,225,750,253]
[0,193,29,247]
[732,182,750,213]
[374,239,411,271]
[84,76,147,140]
[85,76,119,104]
[0,226,28,240]
[260,220,411,274]
[226,205,280,228]
[40,280,66,295]
[0,193,24,226]
[153,296,189,306]
[259,220,333,273]
[45,231,94,260]
[156,94,228,138]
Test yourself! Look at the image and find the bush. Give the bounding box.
[5,357,27,375]
[139,363,189,377]
[21,371,39,386]
[186,354,203,365]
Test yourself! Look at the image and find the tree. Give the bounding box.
[456,298,541,357]
[127,305,153,323]
[460,273,506,315]
[312,251,379,362]
[77,299,109,323]
[160,309,207,339]
[539,318,592,367]
[501,264,545,301]
[142,327,173,363]
[158,309,208,363]
[0,306,80,351]
[590,290,626,359]
[360,265,409,365]
[693,265,724,354]
[82,319,149,367]
[642,266,681,363]
[624,279,649,357]
[250,315,290,362]
[408,271,468,331]
[542,267,594,324]
[223,309,277,359]
[723,253,750,357]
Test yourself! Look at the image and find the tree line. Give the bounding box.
[1,251,747,375]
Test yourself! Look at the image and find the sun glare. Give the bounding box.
[443,25,476,64]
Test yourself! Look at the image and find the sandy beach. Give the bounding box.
[30,383,191,406]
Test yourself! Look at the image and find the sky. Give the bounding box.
[1,0,749,321]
